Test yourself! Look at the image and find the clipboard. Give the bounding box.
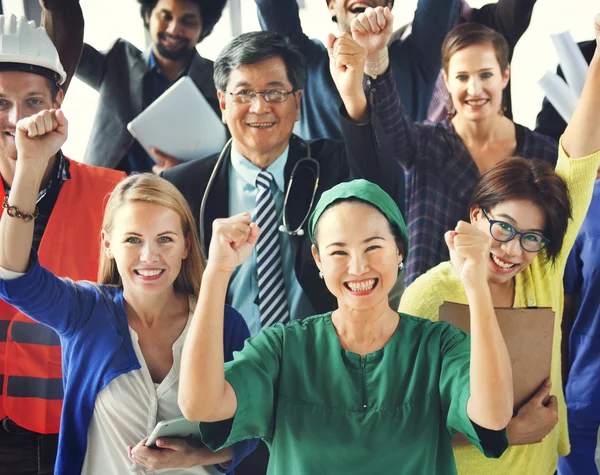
[439,302,555,410]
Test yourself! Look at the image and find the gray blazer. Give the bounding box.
[76,39,220,170]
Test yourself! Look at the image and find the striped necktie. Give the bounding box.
[255,171,290,327]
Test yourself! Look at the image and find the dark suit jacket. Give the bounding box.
[163,109,398,315]
[535,40,596,142]
[76,39,220,169]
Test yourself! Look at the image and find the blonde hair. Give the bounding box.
[98,173,204,296]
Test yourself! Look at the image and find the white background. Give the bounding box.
[11,0,598,160]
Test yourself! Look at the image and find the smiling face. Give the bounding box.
[471,200,546,285]
[312,201,403,312]
[0,71,62,163]
[444,42,509,122]
[147,0,203,62]
[101,201,190,298]
[218,56,301,169]
[327,0,391,32]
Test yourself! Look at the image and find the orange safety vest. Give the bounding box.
[0,158,124,434]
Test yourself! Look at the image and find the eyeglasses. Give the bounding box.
[482,209,549,253]
[227,89,295,104]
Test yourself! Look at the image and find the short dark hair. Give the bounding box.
[45,78,60,101]
[138,0,226,42]
[442,23,509,75]
[468,157,571,264]
[313,197,406,257]
[213,31,307,92]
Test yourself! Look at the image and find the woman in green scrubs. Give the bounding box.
[178,180,514,475]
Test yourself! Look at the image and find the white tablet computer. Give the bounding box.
[127,76,227,162]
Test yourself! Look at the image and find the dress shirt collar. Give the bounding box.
[230,144,289,192]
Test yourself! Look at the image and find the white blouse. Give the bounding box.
[81,315,221,475]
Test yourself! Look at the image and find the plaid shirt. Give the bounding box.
[3,152,70,251]
[366,68,559,285]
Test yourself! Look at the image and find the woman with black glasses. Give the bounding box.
[399,21,600,471]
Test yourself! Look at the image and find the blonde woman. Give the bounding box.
[0,109,256,474]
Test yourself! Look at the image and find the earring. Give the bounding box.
[318,270,323,279]
[446,95,456,121]
[398,262,404,272]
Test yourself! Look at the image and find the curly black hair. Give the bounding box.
[138,0,227,42]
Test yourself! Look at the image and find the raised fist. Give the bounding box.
[445,221,492,288]
[327,32,367,102]
[15,109,68,164]
[351,6,394,58]
[207,213,261,274]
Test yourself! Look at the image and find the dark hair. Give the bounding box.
[313,197,406,257]
[138,0,226,42]
[441,23,509,75]
[45,78,60,101]
[213,31,307,92]
[468,157,571,264]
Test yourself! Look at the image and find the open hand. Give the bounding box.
[208,213,261,274]
[507,379,558,445]
[351,6,394,58]
[15,109,68,164]
[445,221,491,289]
[151,147,182,175]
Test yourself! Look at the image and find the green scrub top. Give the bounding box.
[200,313,508,474]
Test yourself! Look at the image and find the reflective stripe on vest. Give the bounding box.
[6,376,63,399]
[0,159,124,432]
[10,321,60,346]
[0,320,8,342]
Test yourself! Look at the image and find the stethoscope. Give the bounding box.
[198,137,320,252]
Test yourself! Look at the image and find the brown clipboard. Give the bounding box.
[439,301,555,410]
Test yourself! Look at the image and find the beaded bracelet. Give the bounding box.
[2,196,39,222]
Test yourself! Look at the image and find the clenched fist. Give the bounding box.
[15,109,68,165]
[445,221,491,288]
[207,213,261,274]
[351,6,393,59]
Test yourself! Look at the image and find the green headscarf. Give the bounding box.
[308,179,409,259]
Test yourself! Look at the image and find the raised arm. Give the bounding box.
[179,214,259,422]
[40,0,84,94]
[409,0,459,84]
[562,16,600,158]
[446,221,513,430]
[352,8,420,169]
[255,0,323,58]
[471,0,538,56]
[0,110,67,273]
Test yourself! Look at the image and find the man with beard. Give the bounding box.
[43,0,226,174]
[254,0,458,141]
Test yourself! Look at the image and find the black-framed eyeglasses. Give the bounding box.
[227,89,296,104]
[482,209,549,253]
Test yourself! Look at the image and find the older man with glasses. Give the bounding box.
[164,30,399,335]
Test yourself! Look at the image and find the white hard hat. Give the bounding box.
[0,14,66,85]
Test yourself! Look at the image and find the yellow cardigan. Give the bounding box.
[399,144,600,475]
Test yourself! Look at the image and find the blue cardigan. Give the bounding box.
[0,252,257,475]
